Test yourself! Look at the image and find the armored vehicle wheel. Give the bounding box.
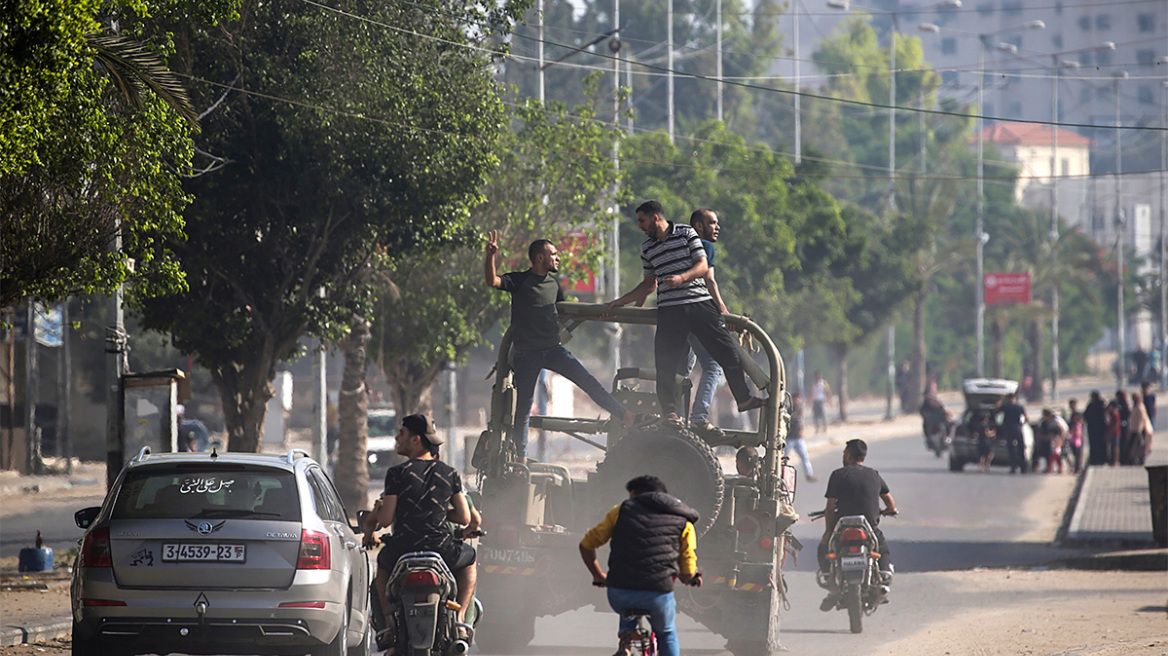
[596,426,723,536]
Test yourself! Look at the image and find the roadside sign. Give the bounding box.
[984,272,1031,305]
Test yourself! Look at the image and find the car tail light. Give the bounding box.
[297,529,331,570]
[840,527,868,541]
[279,601,327,609]
[403,570,440,587]
[80,527,112,568]
[82,599,126,607]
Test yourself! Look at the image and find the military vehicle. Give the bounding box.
[471,302,799,656]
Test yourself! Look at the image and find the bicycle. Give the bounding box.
[617,610,657,656]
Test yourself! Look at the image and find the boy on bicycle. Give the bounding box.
[579,475,702,656]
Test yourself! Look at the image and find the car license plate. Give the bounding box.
[840,556,867,570]
[162,543,246,562]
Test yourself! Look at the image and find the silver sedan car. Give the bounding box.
[70,448,371,656]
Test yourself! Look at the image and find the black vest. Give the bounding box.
[607,492,700,592]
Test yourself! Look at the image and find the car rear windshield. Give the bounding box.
[112,466,301,521]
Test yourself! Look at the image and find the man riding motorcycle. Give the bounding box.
[817,439,898,611]
[362,414,477,646]
[919,392,953,450]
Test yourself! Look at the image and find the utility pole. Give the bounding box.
[667,0,674,143]
[1115,71,1128,387]
[60,300,72,473]
[537,0,545,104]
[611,0,623,380]
[104,232,127,490]
[793,0,801,163]
[716,0,723,122]
[25,301,39,475]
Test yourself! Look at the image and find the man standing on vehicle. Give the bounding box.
[1000,392,1029,474]
[580,475,701,656]
[608,201,765,427]
[362,414,476,634]
[484,231,635,461]
[817,439,897,610]
[676,209,728,437]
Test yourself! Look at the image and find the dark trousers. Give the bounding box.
[655,301,753,417]
[1086,427,1108,465]
[1005,428,1028,473]
[512,345,627,459]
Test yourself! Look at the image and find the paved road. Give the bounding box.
[476,424,1085,656]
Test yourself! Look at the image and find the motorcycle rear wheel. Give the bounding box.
[846,583,863,634]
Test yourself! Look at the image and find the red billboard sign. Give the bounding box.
[984,272,1031,305]
[561,232,597,295]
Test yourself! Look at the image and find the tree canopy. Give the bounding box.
[135,0,532,451]
[0,0,229,309]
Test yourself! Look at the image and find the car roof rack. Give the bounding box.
[282,448,311,464]
[130,446,152,464]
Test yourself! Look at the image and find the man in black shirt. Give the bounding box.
[485,232,634,460]
[999,392,1029,473]
[818,439,897,609]
[362,414,476,629]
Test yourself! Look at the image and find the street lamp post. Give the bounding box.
[1043,43,1112,402]
[974,21,1044,377]
[1114,70,1128,387]
[829,0,960,418]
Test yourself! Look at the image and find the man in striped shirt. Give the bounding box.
[608,200,765,426]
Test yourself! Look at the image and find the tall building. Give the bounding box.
[911,0,1166,173]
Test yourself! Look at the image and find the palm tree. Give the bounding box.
[88,32,198,125]
[899,175,969,410]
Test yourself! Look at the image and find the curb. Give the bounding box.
[1051,549,1168,571]
[0,618,71,647]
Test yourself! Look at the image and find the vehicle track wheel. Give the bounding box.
[846,583,863,634]
[597,426,723,535]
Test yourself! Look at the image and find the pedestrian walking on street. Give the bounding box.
[1067,412,1085,474]
[676,209,728,438]
[607,201,765,427]
[1083,391,1108,466]
[1140,381,1156,430]
[485,232,635,460]
[999,393,1029,474]
[811,371,832,434]
[783,393,815,481]
[974,412,997,472]
[1115,390,1132,465]
[1105,400,1122,466]
[1128,391,1153,467]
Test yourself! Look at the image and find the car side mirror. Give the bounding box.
[354,509,371,533]
[75,507,101,529]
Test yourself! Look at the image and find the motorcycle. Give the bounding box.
[374,550,482,656]
[922,418,953,457]
[810,511,891,634]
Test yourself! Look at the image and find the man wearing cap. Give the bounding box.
[363,414,476,634]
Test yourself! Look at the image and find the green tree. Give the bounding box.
[369,88,623,415]
[136,0,531,452]
[0,0,229,308]
[620,121,854,358]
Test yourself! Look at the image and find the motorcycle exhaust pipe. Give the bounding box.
[449,639,469,655]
